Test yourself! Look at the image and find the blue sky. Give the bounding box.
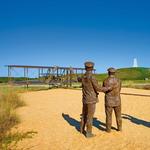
[0,0,150,76]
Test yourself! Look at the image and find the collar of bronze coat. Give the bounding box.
[85,70,93,78]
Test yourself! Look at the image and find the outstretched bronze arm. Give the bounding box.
[102,81,120,93]
[90,77,108,92]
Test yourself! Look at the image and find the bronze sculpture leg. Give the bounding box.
[105,106,113,132]
[114,105,122,131]
[80,103,96,137]
[80,104,87,133]
[86,103,96,135]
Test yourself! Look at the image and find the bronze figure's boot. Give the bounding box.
[117,124,122,131]
[106,124,111,133]
[86,122,95,138]
[86,132,95,138]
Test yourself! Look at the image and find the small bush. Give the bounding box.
[0,89,26,149]
[0,91,25,109]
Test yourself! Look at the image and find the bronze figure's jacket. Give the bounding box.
[103,76,121,107]
[81,71,101,104]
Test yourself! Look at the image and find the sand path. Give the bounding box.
[16,88,150,150]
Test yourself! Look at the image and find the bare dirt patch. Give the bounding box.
[16,88,150,150]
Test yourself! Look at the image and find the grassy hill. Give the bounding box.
[95,67,150,81]
[116,67,150,80]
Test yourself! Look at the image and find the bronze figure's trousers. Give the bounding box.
[105,105,122,132]
[80,103,96,133]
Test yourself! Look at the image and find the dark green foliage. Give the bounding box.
[0,77,9,83]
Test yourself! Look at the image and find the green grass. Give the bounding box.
[72,68,150,90]
[94,73,107,82]
[1,130,37,150]
[95,67,150,81]
[0,77,37,83]
[94,67,150,89]
[0,84,50,94]
[116,67,150,80]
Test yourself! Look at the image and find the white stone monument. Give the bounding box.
[133,58,138,67]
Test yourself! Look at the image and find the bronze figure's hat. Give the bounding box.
[84,61,94,68]
[107,67,116,73]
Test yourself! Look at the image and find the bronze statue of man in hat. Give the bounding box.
[102,67,122,132]
[78,61,105,137]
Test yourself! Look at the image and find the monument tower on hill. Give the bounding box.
[133,58,138,67]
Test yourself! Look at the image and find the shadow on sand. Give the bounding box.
[62,113,117,132]
[62,113,80,132]
[122,113,150,128]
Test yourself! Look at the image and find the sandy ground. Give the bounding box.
[16,88,150,150]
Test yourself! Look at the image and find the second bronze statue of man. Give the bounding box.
[102,67,122,132]
[78,61,104,138]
